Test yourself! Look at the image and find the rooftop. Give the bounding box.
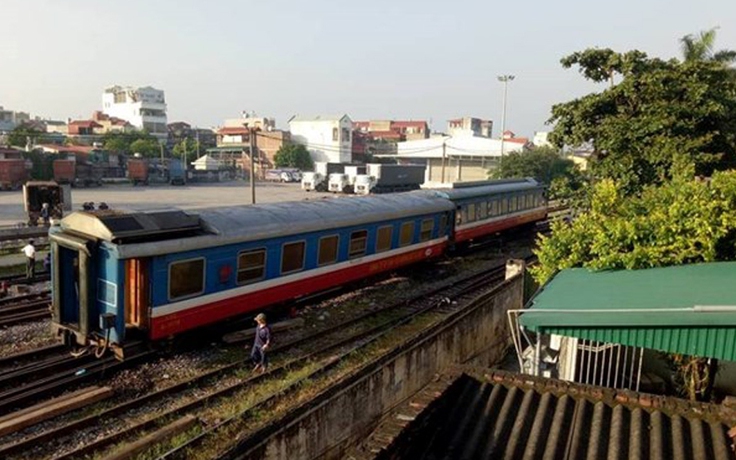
[356,368,736,460]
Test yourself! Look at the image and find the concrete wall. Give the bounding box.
[228,275,523,459]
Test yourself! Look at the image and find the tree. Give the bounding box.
[273,144,314,171]
[102,131,160,155]
[129,138,161,158]
[491,146,584,200]
[7,125,44,149]
[549,49,736,194]
[680,27,736,65]
[172,138,199,163]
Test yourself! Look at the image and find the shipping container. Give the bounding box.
[75,162,104,187]
[355,164,426,195]
[168,158,186,185]
[0,159,28,190]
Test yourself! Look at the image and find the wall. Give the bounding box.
[290,117,352,163]
[226,275,523,459]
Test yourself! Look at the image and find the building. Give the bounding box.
[0,106,30,132]
[289,114,352,164]
[167,122,216,150]
[352,120,430,160]
[208,115,290,176]
[101,85,167,140]
[447,117,493,138]
[533,130,551,147]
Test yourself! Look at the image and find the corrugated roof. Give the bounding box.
[360,369,736,460]
[520,263,736,361]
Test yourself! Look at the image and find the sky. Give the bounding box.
[1,0,735,138]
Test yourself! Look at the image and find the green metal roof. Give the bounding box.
[521,262,736,361]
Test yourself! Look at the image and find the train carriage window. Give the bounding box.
[467,203,476,222]
[501,197,509,214]
[281,241,306,274]
[169,258,205,300]
[420,219,434,242]
[525,194,532,209]
[237,249,266,284]
[349,230,368,258]
[400,222,415,247]
[478,202,488,220]
[490,200,499,217]
[439,215,448,235]
[318,235,339,266]
[509,197,517,213]
[376,226,393,253]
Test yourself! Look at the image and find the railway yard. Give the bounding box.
[0,180,546,459]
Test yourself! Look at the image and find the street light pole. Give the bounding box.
[497,74,515,158]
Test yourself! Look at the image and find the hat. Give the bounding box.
[255,313,267,322]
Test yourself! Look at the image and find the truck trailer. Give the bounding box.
[354,163,426,195]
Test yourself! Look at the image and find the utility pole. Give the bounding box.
[440,137,447,183]
[249,128,257,204]
[195,128,201,159]
[497,74,515,157]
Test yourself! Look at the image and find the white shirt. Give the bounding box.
[22,244,36,259]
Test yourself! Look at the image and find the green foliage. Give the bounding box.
[491,146,585,200]
[102,131,160,156]
[531,171,736,285]
[549,49,736,193]
[129,138,161,158]
[7,126,45,148]
[23,150,53,180]
[680,27,736,65]
[172,138,199,163]
[273,144,314,171]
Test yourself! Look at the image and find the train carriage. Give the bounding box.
[426,178,547,244]
[49,194,454,356]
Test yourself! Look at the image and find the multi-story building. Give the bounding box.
[289,114,352,164]
[0,106,31,132]
[448,117,493,138]
[102,85,168,141]
[208,115,289,176]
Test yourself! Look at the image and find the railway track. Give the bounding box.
[0,259,520,459]
[0,292,51,327]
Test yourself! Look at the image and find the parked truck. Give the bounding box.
[75,162,104,187]
[328,165,366,193]
[301,162,344,191]
[0,159,28,190]
[52,159,76,184]
[168,158,186,185]
[354,163,426,195]
[127,158,149,186]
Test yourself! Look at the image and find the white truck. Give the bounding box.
[328,165,366,193]
[301,162,343,192]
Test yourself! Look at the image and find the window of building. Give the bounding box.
[238,249,266,284]
[420,219,434,242]
[318,235,339,266]
[281,241,306,274]
[169,258,205,300]
[342,128,351,142]
[376,226,393,252]
[349,230,368,258]
[400,222,415,247]
[114,92,126,104]
[332,127,339,142]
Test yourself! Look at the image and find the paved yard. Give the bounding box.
[0,180,335,227]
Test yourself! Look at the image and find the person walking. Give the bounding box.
[250,313,272,373]
[22,240,36,279]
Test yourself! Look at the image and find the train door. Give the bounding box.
[124,258,150,338]
[51,235,94,345]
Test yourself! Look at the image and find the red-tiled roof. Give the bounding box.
[504,137,529,144]
[35,144,95,155]
[392,121,427,129]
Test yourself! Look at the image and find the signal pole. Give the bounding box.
[249,128,257,204]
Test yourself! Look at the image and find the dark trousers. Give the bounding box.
[26,258,35,279]
[251,345,268,367]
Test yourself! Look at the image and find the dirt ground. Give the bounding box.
[0,181,336,227]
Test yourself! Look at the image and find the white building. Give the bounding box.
[0,106,31,132]
[447,117,493,138]
[102,86,167,141]
[533,131,552,148]
[391,135,526,184]
[288,114,352,163]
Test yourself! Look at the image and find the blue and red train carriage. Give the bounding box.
[49,179,546,357]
